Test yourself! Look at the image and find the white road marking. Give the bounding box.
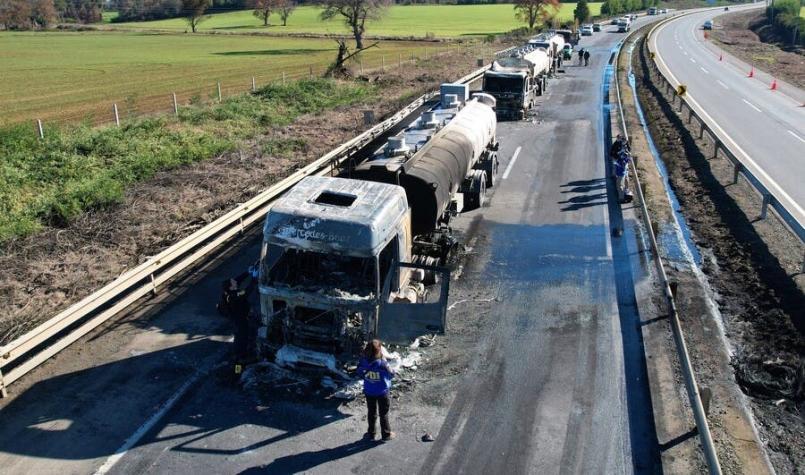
[716,80,729,90]
[788,130,805,143]
[699,67,708,74]
[742,99,762,113]
[501,146,522,180]
[690,58,697,64]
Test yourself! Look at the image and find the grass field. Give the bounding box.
[0,32,443,125]
[112,4,603,37]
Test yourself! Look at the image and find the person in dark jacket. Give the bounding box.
[583,50,591,66]
[218,272,255,364]
[577,48,584,66]
[357,339,395,441]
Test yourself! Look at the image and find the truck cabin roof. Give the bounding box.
[263,176,408,258]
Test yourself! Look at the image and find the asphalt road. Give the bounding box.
[0,19,664,474]
[651,5,805,223]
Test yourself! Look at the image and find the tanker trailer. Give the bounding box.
[255,84,499,372]
[483,48,550,119]
[528,33,566,70]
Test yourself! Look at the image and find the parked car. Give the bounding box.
[703,20,713,30]
[593,23,602,32]
[611,18,619,25]
[581,24,594,36]
[562,44,573,60]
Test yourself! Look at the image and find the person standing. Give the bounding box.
[615,150,632,202]
[583,50,591,66]
[358,340,395,441]
[578,48,584,66]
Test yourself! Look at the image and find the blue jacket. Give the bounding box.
[357,357,394,397]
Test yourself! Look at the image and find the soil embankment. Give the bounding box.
[633,28,804,474]
[713,10,805,89]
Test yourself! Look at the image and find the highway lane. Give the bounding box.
[0,20,664,474]
[651,5,805,222]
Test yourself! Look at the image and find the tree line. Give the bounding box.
[0,0,103,28]
[600,0,656,17]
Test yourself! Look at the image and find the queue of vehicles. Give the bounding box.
[251,11,651,372]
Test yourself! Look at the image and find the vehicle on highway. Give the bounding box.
[703,20,713,30]
[581,24,594,36]
[724,6,729,10]
[256,84,500,372]
[617,17,631,32]
[562,43,574,60]
[610,18,619,25]
[484,47,550,119]
[593,22,602,32]
[553,28,578,46]
[528,32,566,64]
[648,6,657,15]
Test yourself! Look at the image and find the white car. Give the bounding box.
[581,24,594,36]
[617,18,631,32]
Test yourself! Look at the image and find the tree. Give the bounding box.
[320,0,389,50]
[513,0,559,31]
[277,0,295,26]
[0,0,32,29]
[573,0,589,24]
[252,0,272,26]
[30,0,58,27]
[601,0,622,16]
[182,0,210,32]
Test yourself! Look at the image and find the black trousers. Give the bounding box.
[366,394,391,437]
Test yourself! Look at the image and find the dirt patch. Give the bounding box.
[634,31,805,474]
[0,51,486,346]
[713,10,805,89]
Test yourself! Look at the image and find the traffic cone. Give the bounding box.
[770,79,777,90]
[747,66,754,78]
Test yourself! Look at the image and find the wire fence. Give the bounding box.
[16,42,501,134]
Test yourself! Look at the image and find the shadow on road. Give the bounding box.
[238,439,379,474]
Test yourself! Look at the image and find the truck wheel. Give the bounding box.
[485,153,499,188]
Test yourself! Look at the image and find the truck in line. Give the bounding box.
[255,84,500,372]
[482,46,551,120]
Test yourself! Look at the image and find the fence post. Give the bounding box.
[217,82,222,102]
[760,194,770,220]
[360,60,363,75]
[399,53,402,68]
[381,55,385,71]
[113,103,120,127]
[411,51,415,63]
[309,66,313,79]
[172,93,179,117]
[283,71,286,85]
[36,119,44,139]
[252,77,256,92]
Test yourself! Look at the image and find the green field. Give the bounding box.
[112,4,602,37]
[0,32,439,125]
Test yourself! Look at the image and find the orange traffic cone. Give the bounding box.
[748,66,754,78]
[770,79,778,90]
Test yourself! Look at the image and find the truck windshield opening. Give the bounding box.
[484,77,524,93]
[261,245,376,297]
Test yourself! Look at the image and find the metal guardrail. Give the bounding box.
[614,18,723,475]
[646,12,805,266]
[0,65,489,397]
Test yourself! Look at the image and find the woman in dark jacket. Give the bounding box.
[357,339,396,441]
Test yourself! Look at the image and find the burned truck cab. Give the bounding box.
[257,176,412,370]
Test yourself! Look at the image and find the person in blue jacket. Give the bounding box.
[357,339,395,441]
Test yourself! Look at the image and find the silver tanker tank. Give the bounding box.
[352,84,497,235]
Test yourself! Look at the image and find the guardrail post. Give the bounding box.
[0,369,7,398]
[712,140,719,160]
[699,118,705,139]
[760,194,770,220]
[150,274,157,295]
